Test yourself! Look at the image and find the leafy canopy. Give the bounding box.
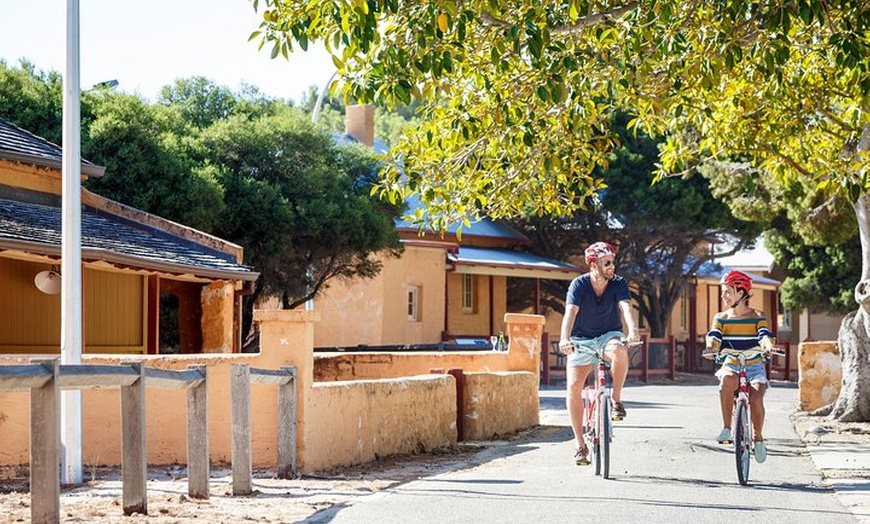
[509,111,762,336]
[201,107,403,312]
[250,1,868,230]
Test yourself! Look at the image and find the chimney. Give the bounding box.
[344,104,375,147]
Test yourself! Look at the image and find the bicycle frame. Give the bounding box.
[731,352,753,485]
[581,346,612,479]
[716,347,769,486]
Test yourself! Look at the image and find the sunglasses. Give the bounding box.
[599,260,614,268]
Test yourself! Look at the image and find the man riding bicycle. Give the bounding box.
[559,241,640,466]
[703,270,776,463]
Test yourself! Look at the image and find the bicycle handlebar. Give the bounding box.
[702,346,786,360]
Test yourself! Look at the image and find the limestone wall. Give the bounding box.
[0,312,545,473]
[302,375,457,471]
[463,371,539,441]
[798,341,841,411]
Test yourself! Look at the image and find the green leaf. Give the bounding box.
[443,51,453,73]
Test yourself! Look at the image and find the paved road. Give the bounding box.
[303,382,855,524]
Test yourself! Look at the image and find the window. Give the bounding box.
[461,274,475,312]
[406,285,420,321]
[679,287,688,331]
[778,296,792,331]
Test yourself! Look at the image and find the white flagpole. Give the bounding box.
[61,0,83,484]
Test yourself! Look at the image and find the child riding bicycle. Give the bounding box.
[703,270,776,463]
[559,241,640,466]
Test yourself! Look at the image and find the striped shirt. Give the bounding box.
[706,316,776,365]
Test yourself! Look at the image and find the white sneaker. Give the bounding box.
[755,440,767,463]
[716,428,732,443]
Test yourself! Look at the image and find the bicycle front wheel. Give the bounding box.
[592,398,602,476]
[734,401,751,485]
[601,393,612,479]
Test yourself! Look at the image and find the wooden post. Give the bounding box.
[121,362,147,515]
[277,367,297,479]
[541,332,551,386]
[30,359,59,524]
[448,368,465,441]
[231,364,252,496]
[668,336,676,380]
[641,334,649,383]
[187,365,209,499]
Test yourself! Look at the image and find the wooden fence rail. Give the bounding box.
[627,335,676,382]
[230,363,297,496]
[0,360,208,523]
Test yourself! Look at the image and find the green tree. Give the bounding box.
[157,76,238,128]
[83,93,225,232]
[201,107,403,342]
[767,229,861,316]
[0,59,64,144]
[511,112,761,337]
[252,0,869,421]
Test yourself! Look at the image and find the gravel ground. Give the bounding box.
[0,443,493,523]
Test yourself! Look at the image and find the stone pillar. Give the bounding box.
[201,281,234,353]
[798,341,841,411]
[254,309,320,468]
[504,313,545,378]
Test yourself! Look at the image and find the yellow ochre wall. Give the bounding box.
[312,245,447,348]
[0,258,145,354]
[446,273,507,337]
[0,312,544,473]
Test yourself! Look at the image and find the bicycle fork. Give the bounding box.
[733,371,752,453]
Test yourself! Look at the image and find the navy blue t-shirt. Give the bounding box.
[566,273,631,338]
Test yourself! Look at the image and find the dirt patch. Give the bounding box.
[790,409,870,446]
[0,444,490,523]
[790,407,870,480]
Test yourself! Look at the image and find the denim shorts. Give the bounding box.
[715,361,768,385]
[567,331,625,367]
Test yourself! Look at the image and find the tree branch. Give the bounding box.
[760,145,815,178]
[480,3,639,34]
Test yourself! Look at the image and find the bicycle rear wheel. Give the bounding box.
[734,401,751,485]
[601,393,612,479]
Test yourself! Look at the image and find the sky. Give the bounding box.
[0,0,334,103]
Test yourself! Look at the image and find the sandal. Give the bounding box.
[611,400,626,420]
[574,446,591,466]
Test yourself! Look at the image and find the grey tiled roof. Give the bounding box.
[395,194,528,242]
[0,197,258,280]
[0,117,104,177]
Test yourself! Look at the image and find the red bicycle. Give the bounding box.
[707,346,783,485]
[579,339,636,479]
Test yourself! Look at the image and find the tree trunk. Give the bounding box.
[829,194,870,421]
[829,284,870,422]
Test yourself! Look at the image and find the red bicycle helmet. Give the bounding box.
[585,241,616,264]
[720,270,752,294]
